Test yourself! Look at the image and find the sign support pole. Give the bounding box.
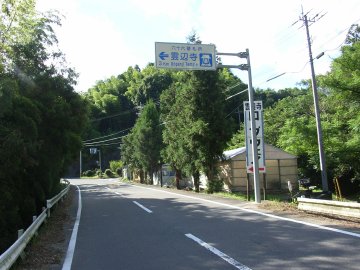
[245,49,261,203]
[218,49,261,203]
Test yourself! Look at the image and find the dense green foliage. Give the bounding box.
[258,35,360,192]
[109,160,124,175]
[0,1,88,253]
[121,101,163,183]
[83,28,360,200]
[161,69,233,192]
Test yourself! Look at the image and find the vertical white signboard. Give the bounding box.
[244,101,265,173]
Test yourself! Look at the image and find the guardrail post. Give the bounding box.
[17,229,26,260]
[33,216,39,237]
[18,229,24,239]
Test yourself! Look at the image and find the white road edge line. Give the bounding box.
[128,184,360,239]
[62,185,82,270]
[133,201,153,213]
[185,233,252,270]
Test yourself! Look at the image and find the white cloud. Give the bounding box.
[36,0,360,91]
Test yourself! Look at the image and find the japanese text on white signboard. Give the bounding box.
[244,101,265,173]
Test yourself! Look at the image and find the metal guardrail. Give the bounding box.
[298,197,360,219]
[0,179,71,270]
[47,179,70,216]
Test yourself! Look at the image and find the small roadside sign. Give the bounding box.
[244,101,266,173]
[155,42,216,71]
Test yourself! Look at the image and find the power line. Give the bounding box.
[83,127,133,143]
[83,134,127,146]
[84,141,123,147]
[225,89,248,100]
[90,107,137,122]
[224,82,243,93]
[252,15,360,88]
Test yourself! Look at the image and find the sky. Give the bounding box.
[36,0,360,93]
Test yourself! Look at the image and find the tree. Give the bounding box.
[132,101,163,183]
[125,64,173,106]
[85,70,137,136]
[0,0,37,73]
[263,88,323,182]
[219,68,247,135]
[0,4,89,253]
[319,37,360,193]
[162,68,232,192]
[345,24,360,45]
[161,79,202,190]
[322,42,360,100]
[225,87,305,150]
[121,101,163,183]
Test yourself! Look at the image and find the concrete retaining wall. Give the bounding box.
[298,198,360,219]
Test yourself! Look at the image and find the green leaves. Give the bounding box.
[0,3,89,253]
[323,42,360,98]
[263,36,360,189]
[121,101,162,183]
[161,69,233,191]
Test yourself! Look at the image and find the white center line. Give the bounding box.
[185,233,252,270]
[133,201,153,213]
[130,184,360,239]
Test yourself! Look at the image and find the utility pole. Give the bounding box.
[298,10,329,192]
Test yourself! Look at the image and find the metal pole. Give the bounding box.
[304,15,328,192]
[99,149,102,172]
[245,49,261,203]
[217,50,261,203]
[79,150,82,178]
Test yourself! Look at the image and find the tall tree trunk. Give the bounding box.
[175,169,181,190]
[149,169,154,185]
[139,169,144,183]
[193,171,200,193]
[206,165,215,193]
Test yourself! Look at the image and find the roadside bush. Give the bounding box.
[96,169,103,178]
[207,178,224,194]
[109,160,123,176]
[116,168,122,177]
[83,170,95,177]
[105,169,114,178]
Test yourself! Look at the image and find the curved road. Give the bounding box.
[63,178,360,270]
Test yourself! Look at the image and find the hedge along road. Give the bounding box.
[63,178,360,270]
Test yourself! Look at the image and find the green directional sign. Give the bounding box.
[155,42,216,71]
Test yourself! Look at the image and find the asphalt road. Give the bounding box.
[64,178,360,270]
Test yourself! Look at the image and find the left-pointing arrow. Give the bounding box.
[159,52,169,60]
